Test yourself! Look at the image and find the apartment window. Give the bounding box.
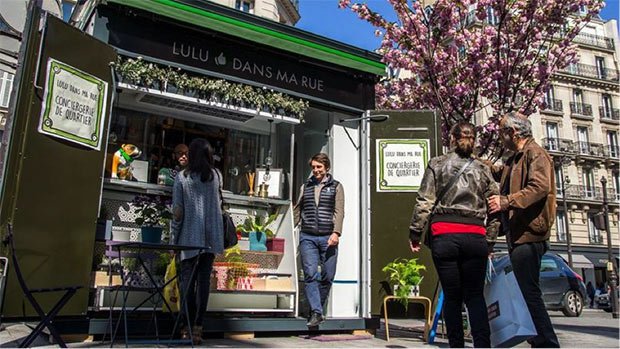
[544,86,555,109]
[235,0,253,13]
[556,211,567,242]
[546,122,559,150]
[595,56,606,79]
[0,71,14,108]
[573,89,584,105]
[577,126,589,154]
[588,212,604,244]
[486,7,498,25]
[555,166,563,195]
[582,168,595,198]
[602,94,613,118]
[612,171,620,202]
[608,131,619,158]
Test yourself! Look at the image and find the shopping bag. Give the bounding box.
[162,258,180,313]
[484,257,537,347]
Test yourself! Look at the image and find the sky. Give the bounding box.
[296,0,620,52]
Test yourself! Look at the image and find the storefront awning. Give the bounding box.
[558,254,594,269]
[105,0,386,76]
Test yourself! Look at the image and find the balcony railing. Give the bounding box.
[589,234,604,244]
[599,107,620,121]
[573,33,615,50]
[575,141,606,157]
[564,185,619,201]
[604,145,620,159]
[543,138,618,160]
[560,63,620,82]
[542,99,563,113]
[542,138,574,152]
[570,102,593,117]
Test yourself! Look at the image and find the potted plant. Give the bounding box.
[132,194,173,243]
[236,213,277,252]
[382,258,426,307]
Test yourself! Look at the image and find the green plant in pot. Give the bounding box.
[132,195,173,244]
[382,258,426,307]
[236,213,276,252]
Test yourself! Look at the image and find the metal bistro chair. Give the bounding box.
[102,240,171,346]
[3,224,81,348]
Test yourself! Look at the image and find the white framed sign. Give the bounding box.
[255,168,283,198]
[376,139,430,192]
[38,58,108,150]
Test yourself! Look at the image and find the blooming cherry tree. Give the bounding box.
[339,0,604,154]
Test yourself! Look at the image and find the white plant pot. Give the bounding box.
[394,284,420,297]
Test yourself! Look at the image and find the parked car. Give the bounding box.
[492,252,586,317]
[539,253,586,317]
[595,287,619,312]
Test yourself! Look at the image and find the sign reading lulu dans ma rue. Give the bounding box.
[376,139,430,192]
[104,11,375,110]
[38,59,108,150]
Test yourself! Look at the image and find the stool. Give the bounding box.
[383,295,432,342]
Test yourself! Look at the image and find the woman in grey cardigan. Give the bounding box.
[171,138,224,345]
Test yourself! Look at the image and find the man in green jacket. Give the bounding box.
[488,111,560,348]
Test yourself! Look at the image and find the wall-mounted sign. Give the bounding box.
[101,9,376,110]
[38,59,108,150]
[376,139,429,192]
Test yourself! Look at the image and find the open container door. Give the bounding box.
[0,5,116,317]
[363,110,442,317]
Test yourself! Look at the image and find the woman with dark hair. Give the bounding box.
[409,121,500,348]
[170,138,223,345]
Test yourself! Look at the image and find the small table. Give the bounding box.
[383,295,432,342]
[106,240,205,347]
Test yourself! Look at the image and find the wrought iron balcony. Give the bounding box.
[604,145,620,159]
[542,138,574,153]
[570,102,593,117]
[599,107,620,122]
[573,33,615,50]
[589,234,604,244]
[560,63,619,82]
[575,141,605,157]
[542,99,563,113]
[564,185,619,202]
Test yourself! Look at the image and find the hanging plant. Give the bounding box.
[111,56,308,121]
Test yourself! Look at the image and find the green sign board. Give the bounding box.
[38,58,108,150]
[376,139,429,192]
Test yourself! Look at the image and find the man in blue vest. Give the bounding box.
[294,153,345,327]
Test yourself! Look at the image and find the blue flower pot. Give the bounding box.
[249,231,267,251]
[141,226,163,244]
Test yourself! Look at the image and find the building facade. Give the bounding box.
[208,0,300,25]
[527,16,619,286]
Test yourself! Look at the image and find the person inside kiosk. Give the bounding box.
[158,143,189,186]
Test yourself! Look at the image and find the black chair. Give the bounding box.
[3,224,81,348]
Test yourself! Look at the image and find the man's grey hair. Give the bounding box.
[503,111,532,138]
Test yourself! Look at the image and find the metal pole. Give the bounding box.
[560,165,573,269]
[600,176,618,318]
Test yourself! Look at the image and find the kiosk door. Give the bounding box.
[0,6,116,317]
[367,110,442,316]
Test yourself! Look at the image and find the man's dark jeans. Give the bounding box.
[432,234,490,348]
[299,232,338,315]
[510,241,560,348]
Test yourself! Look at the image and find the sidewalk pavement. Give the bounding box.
[1,318,442,348]
[1,309,618,348]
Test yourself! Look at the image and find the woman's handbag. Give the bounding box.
[216,171,238,249]
[222,212,237,249]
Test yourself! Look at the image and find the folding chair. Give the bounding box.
[3,224,82,348]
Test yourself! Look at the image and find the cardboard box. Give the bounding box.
[264,276,293,291]
[92,271,121,286]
